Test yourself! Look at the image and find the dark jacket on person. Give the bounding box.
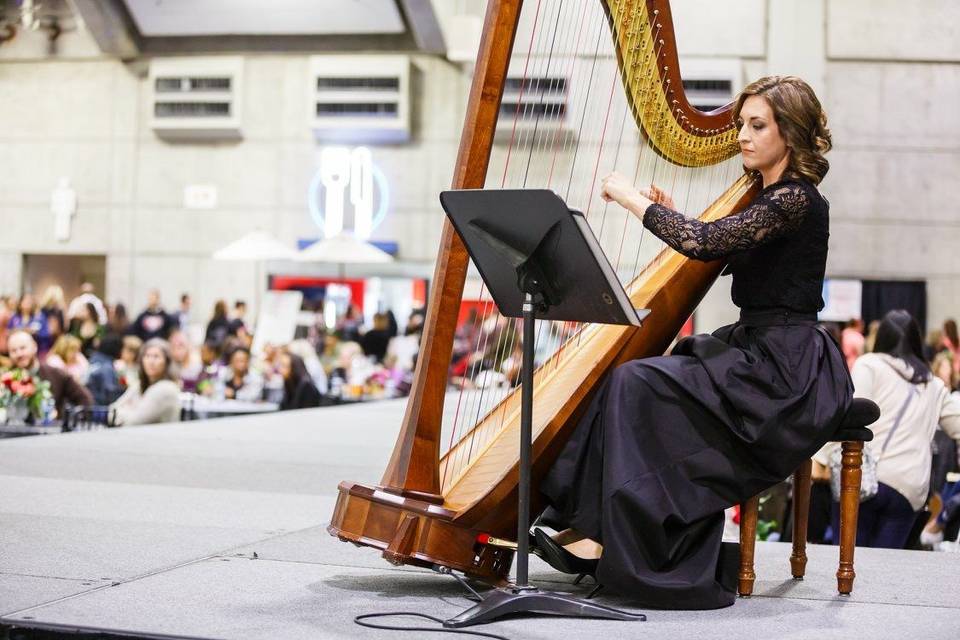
[37,362,93,418]
[360,329,391,363]
[133,308,174,341]
[279,378,322,411]
[205,317,231,345]
[85,351,123,406]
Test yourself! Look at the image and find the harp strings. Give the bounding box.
[443,0,656,489]
[442,0,560,489]
[440,0,739,491]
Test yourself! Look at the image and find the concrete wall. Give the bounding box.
[0,0,957,331]
[0,42,470,317]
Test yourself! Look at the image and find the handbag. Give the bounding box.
[829,366,918,502]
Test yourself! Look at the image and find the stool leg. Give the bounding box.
[837,440,863,595]
[791,459,812,579]
[738,495,760,597]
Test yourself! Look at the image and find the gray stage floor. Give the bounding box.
[2,400,959,639]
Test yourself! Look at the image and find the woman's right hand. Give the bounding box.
[600,172,650,213]
[644,184,676,210]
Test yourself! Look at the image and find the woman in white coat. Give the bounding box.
[815,310,960,548]
[111,338,181,426]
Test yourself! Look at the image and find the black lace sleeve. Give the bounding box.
[642,182,811,261]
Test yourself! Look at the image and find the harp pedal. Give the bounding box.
[476,533,517,550]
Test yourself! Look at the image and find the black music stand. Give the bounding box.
[439,189,649,628]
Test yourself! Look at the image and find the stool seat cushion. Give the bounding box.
[830,397,880,442]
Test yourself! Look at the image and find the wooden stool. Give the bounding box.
[738,398,880,597]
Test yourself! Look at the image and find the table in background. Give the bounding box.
[0,423,62,438]
[180,394,279,421]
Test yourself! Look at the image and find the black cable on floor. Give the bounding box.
[354,612,512,640]
[353,566,511,638]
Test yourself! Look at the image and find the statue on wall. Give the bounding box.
[51,177,77,242]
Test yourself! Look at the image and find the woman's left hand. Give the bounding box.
[600,172,653,216]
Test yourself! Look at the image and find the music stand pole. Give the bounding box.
[515,292,536,590]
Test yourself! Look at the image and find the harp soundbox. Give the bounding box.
[328,0,760,585]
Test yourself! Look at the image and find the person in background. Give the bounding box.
[228,300,248,338]
[67,282,108,326]
[403,308,426,341]
[841,318,865,371]
[942,319,960,377]
[336,305,363,343]
[385,327,420,377]
[814,310,960,548]
[5,330,91,419]
[39,285,66,349]
[0,297,12,357]
[69,301,103,357]
[925,328,945,363]
[360,312,392,363]
[205,300,231,346]
[864,319,881,354]
[132,290,174,342]
[106,303,131,339]
[236,328,254,351]
[173,293,191,333]
[117,335,143,392]
[286,339,328,395]
[8,294,50,355]
[318,332,341,378]
[195,339,222,396]
[111,338,181,426]
[385,310,399,339]
[932,351,957,393]
[278,352,322,410]
[256,343,284,403]
[168,329,201,392]
[219,346,263,402]
[45,334,89,383]
[85,334,124,406]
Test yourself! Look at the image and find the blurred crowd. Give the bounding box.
[0,283,426,427]
[7,282,959,555]
[801,313,960,551]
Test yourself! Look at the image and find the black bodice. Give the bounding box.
[643,178,829,313]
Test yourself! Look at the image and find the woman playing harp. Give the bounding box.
[533,75,853,609]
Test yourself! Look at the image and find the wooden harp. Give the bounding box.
[329,0,760,585]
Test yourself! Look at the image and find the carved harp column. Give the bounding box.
[380,0,525,503]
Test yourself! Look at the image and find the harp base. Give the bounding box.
[328,480,515,586]
[444,586,646,628]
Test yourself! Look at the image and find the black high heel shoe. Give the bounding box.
[531,528,600,584]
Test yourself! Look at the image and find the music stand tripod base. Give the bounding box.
[444,585,646,628]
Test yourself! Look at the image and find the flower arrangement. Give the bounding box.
[1,369,54,423]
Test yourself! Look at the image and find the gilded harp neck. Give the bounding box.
[606,0,740,166]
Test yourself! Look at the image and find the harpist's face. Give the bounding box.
[736,95,789,175]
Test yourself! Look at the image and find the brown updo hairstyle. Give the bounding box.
[732,75,832,185]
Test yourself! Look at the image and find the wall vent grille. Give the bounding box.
[310,56,411,143]
[149,57,243,140]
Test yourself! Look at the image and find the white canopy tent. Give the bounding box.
[294,233,394,271]
[212,230,298,322]
[294,233,395,329]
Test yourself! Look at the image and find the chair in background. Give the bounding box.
[62,405,117,432]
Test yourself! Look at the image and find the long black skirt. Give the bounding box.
[539,309,853,609]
